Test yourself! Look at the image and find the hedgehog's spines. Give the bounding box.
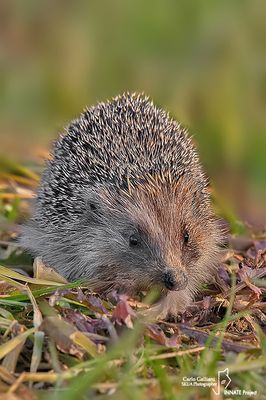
[35,93,207,226]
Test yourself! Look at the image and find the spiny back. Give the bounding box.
[37,93,206,226]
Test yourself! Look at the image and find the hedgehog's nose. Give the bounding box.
[163,270,188,291]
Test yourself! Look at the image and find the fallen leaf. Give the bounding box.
[111,297,136,328]
[33,257,68,284]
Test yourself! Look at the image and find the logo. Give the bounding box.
[212,368,231,395]
[181,368,258,397]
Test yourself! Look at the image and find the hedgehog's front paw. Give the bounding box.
[144,290,192,320]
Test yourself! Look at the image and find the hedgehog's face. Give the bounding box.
[79,198,173,293]
[79,183,223,296]
[121,187,222,297]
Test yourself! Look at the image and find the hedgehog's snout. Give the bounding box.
[162,270,188,291]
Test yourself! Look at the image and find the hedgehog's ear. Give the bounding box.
[85,197,103,216]
[83,198,103,223]
[88,202,98,212]
[82,188,104,218]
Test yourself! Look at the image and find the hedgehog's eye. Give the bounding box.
[89,203,97,211]
[184,230,189,245]
[129,234,140,247]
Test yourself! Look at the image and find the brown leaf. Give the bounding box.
[177,324,256,353]
[145,324,179,347]
[145,324,168,346]
[246,240,266,262]
[40,316,84,359]
[33,257,68,284]
[111,297,136,328]
[77,290,108,314]
[238,267,262,300]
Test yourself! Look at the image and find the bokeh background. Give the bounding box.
[0,0,265,229]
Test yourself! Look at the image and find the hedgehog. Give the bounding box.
[21,93,224,318]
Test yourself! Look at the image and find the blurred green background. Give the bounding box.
[0,0,265,227]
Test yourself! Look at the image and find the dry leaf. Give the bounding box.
[33,257,68,284]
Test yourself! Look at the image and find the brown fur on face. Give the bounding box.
[100,175,224,317]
